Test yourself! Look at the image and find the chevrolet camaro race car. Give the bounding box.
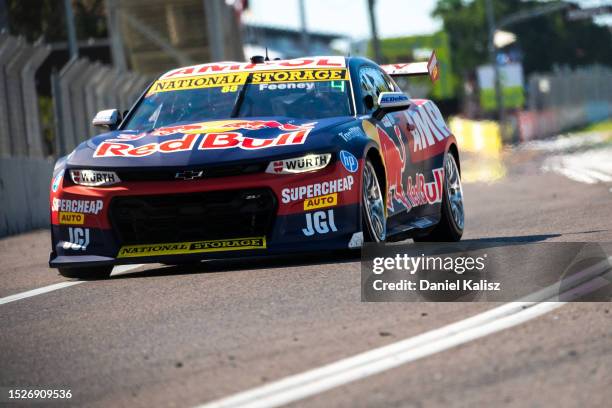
[49,52,464,279]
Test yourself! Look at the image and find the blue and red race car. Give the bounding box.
[49,52,464,279]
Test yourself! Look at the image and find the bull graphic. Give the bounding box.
[376,125,412,212]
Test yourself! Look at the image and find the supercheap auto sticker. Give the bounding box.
[117,237,266,258]
[147,69,348,95]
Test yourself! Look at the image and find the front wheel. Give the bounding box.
[414,153,464,242]
[362,159,387,242]
[58,266,113,280]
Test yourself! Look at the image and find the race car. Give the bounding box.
[49,52,464,279]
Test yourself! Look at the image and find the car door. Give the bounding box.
[358,66,422,223]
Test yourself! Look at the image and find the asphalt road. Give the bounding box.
[1,134,612,407]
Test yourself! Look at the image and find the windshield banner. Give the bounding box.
[147,69,348,95]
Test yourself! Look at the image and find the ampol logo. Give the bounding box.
[404,100,452,162]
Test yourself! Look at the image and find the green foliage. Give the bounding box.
[7,0,107,42]
[581,119,612,133]
[480,87,524,110]
[433,0,612,81]
[378,32,456,100]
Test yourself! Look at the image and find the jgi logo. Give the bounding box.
[63,227,90,251]
[302,210,338,236]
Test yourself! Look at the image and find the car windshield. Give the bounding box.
[124,68,353,131]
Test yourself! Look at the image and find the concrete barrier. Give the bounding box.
[448,117,506,184]
[449,117,502,157]
[0,157,54,237]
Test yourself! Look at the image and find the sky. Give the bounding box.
[242,0,442,40]
[242,0,611,40]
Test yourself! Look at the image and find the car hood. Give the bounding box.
[66,117,353,168]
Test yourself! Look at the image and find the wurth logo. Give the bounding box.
[273,161,284,173]
[265,153,330,174]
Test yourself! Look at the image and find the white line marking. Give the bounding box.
[0,281,84,306]
[111,264,145,276]
[196,259,612,408]
[196,302,564,408]
[542,145,612,185]
[0,264,144,306]
[580,168,612,183]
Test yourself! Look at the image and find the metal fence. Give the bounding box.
[514,66,612,141]
[52,57,150,156]
[0,33,151,159]
[0,33,149,237]
[528,65,612,111]
[0,32,50,158]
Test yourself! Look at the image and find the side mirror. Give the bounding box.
[92,109,121,130]
[373,92,411,121]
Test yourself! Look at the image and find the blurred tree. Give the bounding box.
[7,0,107,42]
[434,0,612,78]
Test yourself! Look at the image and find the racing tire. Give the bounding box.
[58,266,113,280]
[414,152,464,242]
[362,159,387,243]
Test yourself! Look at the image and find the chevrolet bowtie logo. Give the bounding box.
[175,170,204,180]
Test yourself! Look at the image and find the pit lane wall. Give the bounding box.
[0,157,53,237]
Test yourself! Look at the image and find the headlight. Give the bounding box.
[69,170,120,186]
[265,153,332,174]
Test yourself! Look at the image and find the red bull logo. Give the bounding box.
[94,130,310,157]
[151,120,316,136]
[406,168,445,207]
[366,122,445,212]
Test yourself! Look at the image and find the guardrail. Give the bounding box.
[0,33,50,158]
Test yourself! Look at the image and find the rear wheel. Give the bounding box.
[414,152,464,242]
[58,266,113,280]
[362,159,387,242]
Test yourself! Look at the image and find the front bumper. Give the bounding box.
[49,161,362,269]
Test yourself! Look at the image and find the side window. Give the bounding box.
[359,67,392,112]
[383,72,401,93]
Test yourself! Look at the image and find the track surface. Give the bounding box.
[1,136,612,407]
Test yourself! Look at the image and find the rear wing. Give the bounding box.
[380,51,439,83]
